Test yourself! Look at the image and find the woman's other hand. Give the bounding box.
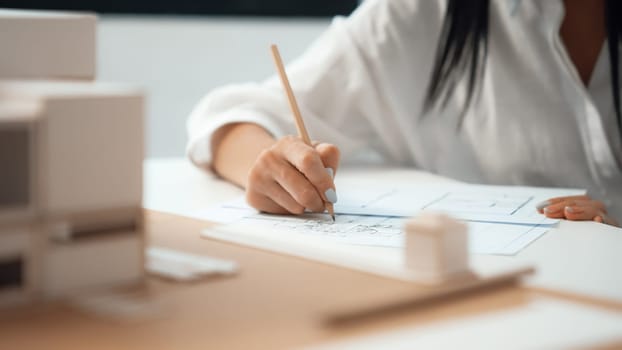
[537,195,619,226]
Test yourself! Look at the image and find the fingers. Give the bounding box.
[245,135,341,215]
[536,195,590,213]
[315,142,340,204]
[563,205,619,226]
[542,199,607,218]
[281,139,337,203]
[246,179,305,215]
[538,195,618,225]
[315,142,341,176]
[246,192,297,215]
[271,158,325,212]
[562,203,603,221]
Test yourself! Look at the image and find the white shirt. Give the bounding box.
[187,0,622,220]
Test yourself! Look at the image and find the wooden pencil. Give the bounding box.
[270,44,335,221]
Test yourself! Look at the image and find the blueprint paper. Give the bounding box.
[197,184,583,256]
[333,184,585,225]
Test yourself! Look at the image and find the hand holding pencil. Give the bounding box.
[243,45,339,219]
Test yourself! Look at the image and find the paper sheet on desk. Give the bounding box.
[198,199,547,256]
[195,184,583,256]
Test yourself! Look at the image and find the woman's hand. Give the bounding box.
[537,195,619,226]
[246,135,340,215]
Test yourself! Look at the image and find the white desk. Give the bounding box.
[145,158,622,304]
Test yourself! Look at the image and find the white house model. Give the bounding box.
[404,212,470,284]
[0,9,145,306]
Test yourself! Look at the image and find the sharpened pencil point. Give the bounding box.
[326,202,335,222]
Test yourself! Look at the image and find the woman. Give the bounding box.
[187,0,621,226]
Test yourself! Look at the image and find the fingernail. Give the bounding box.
[535,200,552,211]
[325,167,334,178]
[324,188,337,203]
[544,206,559,214]
[565,206,574,213]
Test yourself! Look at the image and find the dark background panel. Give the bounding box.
[0,1,359,16]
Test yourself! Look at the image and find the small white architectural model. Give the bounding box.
[0,10,144,306]
[404,212,469,284]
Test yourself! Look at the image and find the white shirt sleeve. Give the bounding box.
[185,0,444,168]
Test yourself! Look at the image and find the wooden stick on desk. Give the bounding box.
[270,44,335,221]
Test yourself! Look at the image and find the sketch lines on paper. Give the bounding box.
[421,192,533,216]
[244,214,403,239]
[238,212,548,255]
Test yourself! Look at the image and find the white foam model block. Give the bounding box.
[0,225,37,306]
[0,81,144,216]
[0,102,40,224]
[146,247,238,281]
[404,212,469,283]
[0,9,96,80]
[42,233,144,297]
[39,208,145,296]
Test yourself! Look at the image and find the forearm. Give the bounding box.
[212,123,276,188]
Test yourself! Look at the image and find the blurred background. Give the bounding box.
[0,1,359,157]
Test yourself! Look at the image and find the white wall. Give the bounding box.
[98,16,330,157]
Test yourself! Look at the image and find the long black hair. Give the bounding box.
[424,0,622,139]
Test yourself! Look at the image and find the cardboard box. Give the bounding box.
[0,9,96,80]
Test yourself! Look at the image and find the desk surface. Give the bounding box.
[1,158,621,349]
[2,210,620,350]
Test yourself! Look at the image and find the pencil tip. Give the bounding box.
[326,202,335,222]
